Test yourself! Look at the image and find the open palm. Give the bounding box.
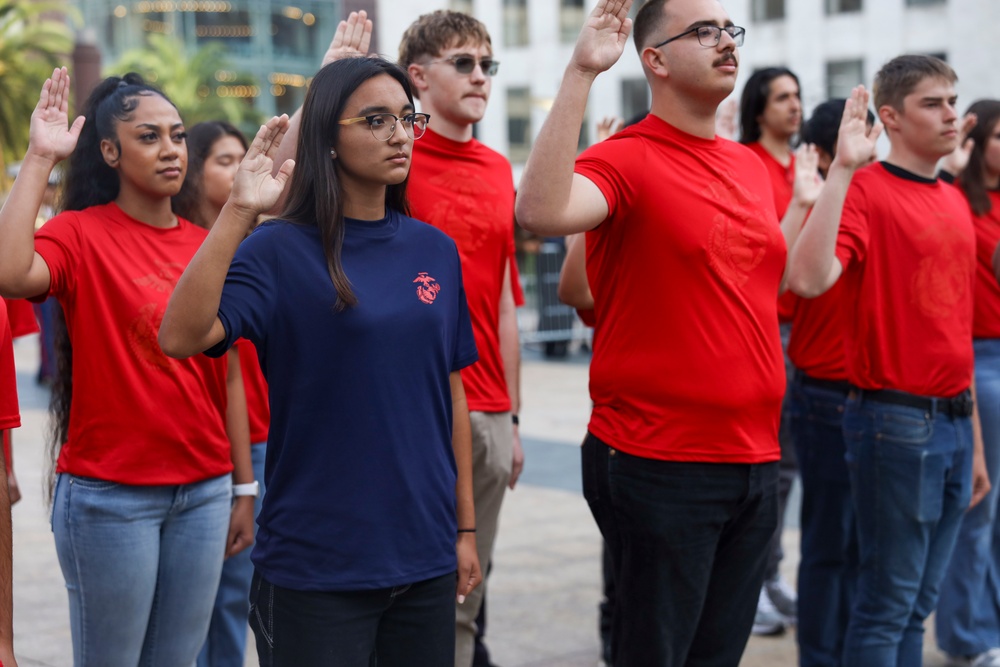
[571,0,634,75]
[230,115,295,216]
[836,86,883,171]
[28,67,85,163]
[322,10,372,67]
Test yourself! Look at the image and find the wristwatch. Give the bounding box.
[233,481,260,497]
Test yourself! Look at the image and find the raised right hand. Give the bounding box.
[27,67,85,165]
[229,115,295,218]
[570,0,634,77]
[833,85,883,172]
[322,10,372,67]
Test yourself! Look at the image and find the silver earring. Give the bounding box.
[330,149,337,159]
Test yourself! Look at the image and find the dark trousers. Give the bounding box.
[581,433,779,667]
[249,570,456,667]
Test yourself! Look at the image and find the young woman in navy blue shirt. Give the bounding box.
[160,56,481,666]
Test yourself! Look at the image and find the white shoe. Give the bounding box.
[947,648,1000,667]
[751,587,786,636]
[764,575,797,622]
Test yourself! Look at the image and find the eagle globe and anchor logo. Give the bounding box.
[413,272,442,304]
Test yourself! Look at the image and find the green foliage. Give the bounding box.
[108,34,263,132]
[0,0,76,170]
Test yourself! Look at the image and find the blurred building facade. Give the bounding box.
[370,0,998,175]
[73,0,341,116]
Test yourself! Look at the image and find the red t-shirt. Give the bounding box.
[972,190,1000,339]
[835,163,975,396]
[575,116,785,463]
[409,128,516,413]
[34,202,231,484]
[788,278,849,381]
[3,298,38,338]
[0,299,20,431]
[236,338,270,445]
[747,142,798,324]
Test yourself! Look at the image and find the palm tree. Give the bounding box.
[108,35,263,132]
[0,0,75,176]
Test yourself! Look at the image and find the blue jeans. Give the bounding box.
[937,339,1000,656]
[789,375,857,667]
[842,393,973,667]
[52,472,231,667]
[198,442,267,667]
[581,433,778,667]
[249,570,456,666]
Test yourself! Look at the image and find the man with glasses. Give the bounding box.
[515,0,816,663]
[399,12,523,667]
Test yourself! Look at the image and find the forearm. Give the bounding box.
[515,66,597,235]
[499,265,521,415]
[778,201,811,293]
[0,152,52,295]
[557,233,594,309]
[786,162,854,297]
[225,350,253,485]
[450,373,475,531]
[0,450,13,656]
[160,202,254,357]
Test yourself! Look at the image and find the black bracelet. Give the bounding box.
[457,528,477,533]
[511,414,519,426]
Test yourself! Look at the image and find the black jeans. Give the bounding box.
[582,433,778,667]
[249,570,455,667]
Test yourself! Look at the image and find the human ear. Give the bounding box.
[100,138,120,168]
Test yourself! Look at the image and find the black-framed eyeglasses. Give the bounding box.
[337,113,431,141]
[653,24,745,49]
[428,55,500,77]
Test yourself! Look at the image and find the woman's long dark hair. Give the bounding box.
[49,74,176,489]
[739,67,800,145]
[279,57,413,310]
[172,121,247,228]
[958,100,1000,217]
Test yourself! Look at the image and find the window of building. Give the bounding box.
[560,0,585,43]
[621,78,650,124]
[503,0,529,47]
[752,0,784,21]
[507,86,531,163]
[196,10,252,48]
[825,0,862,13]
[826,59,864,99]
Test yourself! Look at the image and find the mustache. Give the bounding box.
[713,53,737,67]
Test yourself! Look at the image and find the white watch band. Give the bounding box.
[233,481,259,497]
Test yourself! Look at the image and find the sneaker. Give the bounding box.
[764,575,797,623]
[751,587,787,636]
[947,649,1000,667]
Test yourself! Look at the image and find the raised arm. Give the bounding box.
[786,86,882,298]
[514,0,632,236]
[778,143,822,293]
[0,68,84,298]
[271,10,372,178]
[159,116,294,358]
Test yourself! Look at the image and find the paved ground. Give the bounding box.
[6,338,954,666]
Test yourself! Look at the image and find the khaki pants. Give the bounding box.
[454,411,513,667]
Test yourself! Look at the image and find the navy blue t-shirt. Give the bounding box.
[206,210,478,591]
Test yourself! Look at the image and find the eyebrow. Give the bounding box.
[356,104,416,116]
[134,122,185,131]
[682,19,735,31]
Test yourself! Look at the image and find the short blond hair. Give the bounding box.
[398,10,492,68]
